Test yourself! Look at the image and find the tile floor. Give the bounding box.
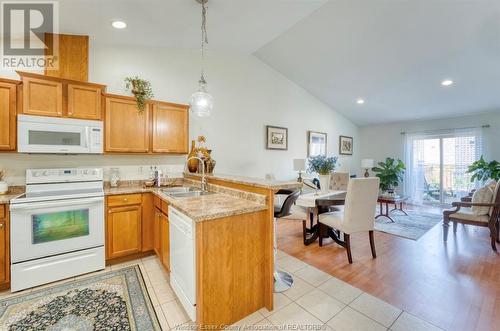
[0,252,445,331]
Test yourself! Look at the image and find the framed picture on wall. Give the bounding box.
[339,135,353,155]
[266,126,288,150]
[308,131,327,156]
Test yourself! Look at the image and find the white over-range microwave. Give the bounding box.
[18,114,103,154]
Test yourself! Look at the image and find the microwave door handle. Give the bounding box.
[83,127,89,148]
[9,197,103,210]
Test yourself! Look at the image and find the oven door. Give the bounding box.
[18,119,90,154]
[10,197,104,263]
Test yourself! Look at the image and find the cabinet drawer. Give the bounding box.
[161,200,169,215]
[154,195,162,209]
[107,194,142,207]
[0,205,4,219]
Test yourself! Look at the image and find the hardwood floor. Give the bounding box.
[277,204,500,331]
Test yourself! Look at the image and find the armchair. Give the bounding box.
[443,182,500,251]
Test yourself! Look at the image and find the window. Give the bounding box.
[404,128,483,205]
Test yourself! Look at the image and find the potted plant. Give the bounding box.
[124,76,154,112]
[371,158,405,195]
[307,155,338,193]
[0,170,7,195]
[466,156,500,182]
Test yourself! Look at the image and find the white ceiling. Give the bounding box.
[58,0,500,126]
[58,0,326,53]
[255,0,500,126]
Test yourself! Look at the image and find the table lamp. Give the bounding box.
[293,159,306,182]
[361,159,374,178]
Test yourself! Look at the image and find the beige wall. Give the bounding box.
[0,44,360,185]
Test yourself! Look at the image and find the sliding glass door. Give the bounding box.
[405,129,483,205]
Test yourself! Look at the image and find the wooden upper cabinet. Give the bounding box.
[22,76,63,117]
[105,95,150,153]
[0,79,19,151]
[17,71,105,120]
[67,84,102,120]
[152,102,189,154]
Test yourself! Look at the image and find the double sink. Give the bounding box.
[162,186,216,198]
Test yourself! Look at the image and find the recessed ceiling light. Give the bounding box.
[441,79,453,86]
[356,98,365,104]
[112,21,127,29]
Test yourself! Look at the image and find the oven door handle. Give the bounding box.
[10,197,103,211]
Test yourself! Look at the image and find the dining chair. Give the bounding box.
[443,181,500,251]
[273,189,301,292]
[318,178,380,264]
[330,172,350,191]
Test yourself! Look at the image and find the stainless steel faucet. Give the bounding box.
[186,156,207,192]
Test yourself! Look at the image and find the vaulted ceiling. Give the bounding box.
[58,0,500,126]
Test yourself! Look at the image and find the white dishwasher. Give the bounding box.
[169,207,196,321]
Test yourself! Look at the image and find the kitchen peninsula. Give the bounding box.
[104,173,300,328]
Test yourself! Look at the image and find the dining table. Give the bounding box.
[295,189,347,245]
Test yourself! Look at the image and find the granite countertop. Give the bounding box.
[185,172,301,190]
[105,184,268,222]
[0,186,25,204]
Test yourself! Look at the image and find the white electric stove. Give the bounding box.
[10,168,105,292]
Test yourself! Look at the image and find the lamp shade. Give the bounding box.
[293,159,306,171]
[361,159,374,168]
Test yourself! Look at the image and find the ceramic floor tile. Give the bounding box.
[296,288,345,323]
[153,282,176,305]
[294,265,332,287]
[390,312,444,331]
[277,255,308,273]
[161,299,190,328]
[148,267,170,286]
[259,293,292,317]
[253,318,279,330]
[267,302,323,329]
[145,286,161,307]
[318,277,363,304]
[282,274,314,301]
[276,250,290,260]
[143,258,163,273]
[350,292,402,327]
[231,310,265,327]
[110,259,142,271]
[326,306,387,331]
[153,305,170,330]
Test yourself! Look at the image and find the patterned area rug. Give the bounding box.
[374,211,442,240]
[0,266,160,331]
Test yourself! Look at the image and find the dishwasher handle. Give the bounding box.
[169,208,193,238]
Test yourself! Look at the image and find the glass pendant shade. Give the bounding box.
[190,82,213,117]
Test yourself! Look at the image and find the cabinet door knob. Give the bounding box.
[0,223,4,228]
[123,198,128,202]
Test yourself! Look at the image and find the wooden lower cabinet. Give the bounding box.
[106,200,142,259]
[160,212,170,272]
[0,205,9,288]
[153,209,161,256]
[105,193,169,274]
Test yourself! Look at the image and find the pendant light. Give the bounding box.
[190,0,214,117]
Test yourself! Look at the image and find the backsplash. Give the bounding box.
[0,153,186,185]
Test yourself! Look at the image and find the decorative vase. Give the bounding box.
[318,174,331,193]
[187,140,199,173]
[0,181,8,195]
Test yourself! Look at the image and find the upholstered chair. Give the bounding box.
[318,178,380,264]
[330,172,350,191]
[443,181,500,251]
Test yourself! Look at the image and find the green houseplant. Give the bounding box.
[307,155,338,193]
[124,76,154,112]
[371,158,405,193]
[466,156,500,182]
